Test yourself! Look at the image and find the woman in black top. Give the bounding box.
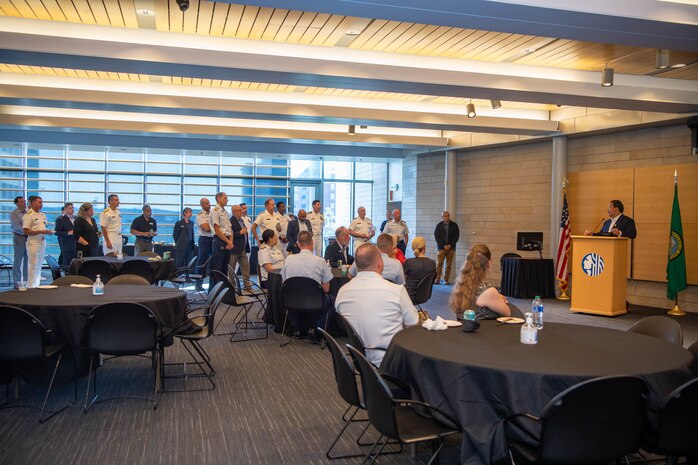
[74,202,100,257]
[403,236,437,301]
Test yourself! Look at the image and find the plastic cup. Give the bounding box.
[341,264,348,276]
[18,281,27,291]
[464,310,476,321]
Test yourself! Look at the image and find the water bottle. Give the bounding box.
[532,295,544,329]
[93,274,104,296]
[520,312,538,345]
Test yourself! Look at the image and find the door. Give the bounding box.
[289,181,321,216]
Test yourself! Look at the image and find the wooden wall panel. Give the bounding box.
[633,164,698,284]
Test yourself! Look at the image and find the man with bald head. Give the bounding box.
[324,226,354,267]
[336,243,419,366]
[285,208,312,254]
[383,208,409,254]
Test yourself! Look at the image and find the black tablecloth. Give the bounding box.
[381,321,694,465]
[68,256,176,281]
[500,258,555,299]
[0,285,187,379]
[267,268,349,333]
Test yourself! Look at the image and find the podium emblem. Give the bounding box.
[581,253,604,277]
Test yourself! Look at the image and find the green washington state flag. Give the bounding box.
[667,182,687,299]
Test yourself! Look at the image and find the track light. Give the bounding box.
[348,124,356,135]
[490,99,502,109]
[656,49,670,69]
[466,102,476,118]
[176,0,189,12]
[601,66,614,87]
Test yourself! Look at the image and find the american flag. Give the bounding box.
[555,193,571,289]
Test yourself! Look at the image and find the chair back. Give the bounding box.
[411,269,436,306]
[108,274,151,286]
[688,340,698,376]
[78,259,116,283]
[118,259,154,283]
[52,275,93,286]
[206,281,225,307]
[203,288,229,335]
[340,314,367,356]
[0,306,46,361]
[192,255,212,279]
[186,256,198,272]
[46,255,63,280]
[318,328,362,408]
[281,277,324,314]
[347,345,400,440]
[627,315,683,346]
[651,377,698,457]
[138,251,159,258]
[500,252,521,267]
[86,302,160,355]
[227,265,245,295]
[536,375,649,464]
[210,270,246,308]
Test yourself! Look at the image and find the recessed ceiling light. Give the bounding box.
[672,63,687,68]
[345,29,362,36]
[522,48,537,54]
[136,8,155,16]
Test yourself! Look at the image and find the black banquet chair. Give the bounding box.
[280,276,328,348]
[0,305,77,423]
[318,328,402,460]
[627,315,683,346]
[410,269,437,311]
[108,274,151,286]
[83,302,163,412]
[209,271,260,342]
[642,377,698,464]
[162,287,229,392]
[77,259,116,284]
[346,345,461,465]
[118,259,154,284]
[688,340,698,376]
[506,375,649,465]
[0,254,12,286]
[52,275,93,286]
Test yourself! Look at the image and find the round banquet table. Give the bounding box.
[68,256,177,281]
[0,285,187,380]
[380,321,694,465]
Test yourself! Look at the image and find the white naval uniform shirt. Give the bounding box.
[23,210,48,242]
[196,210,213,237]
[384,219,409,243]
[336,271,419,366]
[307,211,324,236]
[348,253,405,285]
[257,244,286,281]
[349,216,375,246]
[209,205,232,237]
[99,207,122,236]
[254,210,281,235]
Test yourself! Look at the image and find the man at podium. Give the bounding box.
[584,200,637,239]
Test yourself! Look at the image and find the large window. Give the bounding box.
[0,143,385,259]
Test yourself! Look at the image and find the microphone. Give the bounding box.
[593,218,606,233]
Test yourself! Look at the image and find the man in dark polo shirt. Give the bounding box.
[130,205,158,254]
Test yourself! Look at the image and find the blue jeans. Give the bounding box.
[12,233,28,285]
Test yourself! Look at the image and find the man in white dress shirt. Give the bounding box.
[348,206,375,250]
[307,199,324,256]
[348,233,405,284]
[336,243,419,366]
[281,230,334,337]
[195,197,213,290]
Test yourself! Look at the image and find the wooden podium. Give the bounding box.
[570,236,629,316]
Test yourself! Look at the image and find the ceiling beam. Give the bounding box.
[0,18,696,114]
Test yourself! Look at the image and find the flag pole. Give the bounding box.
[557,177,571,300]
[666,169,686,316]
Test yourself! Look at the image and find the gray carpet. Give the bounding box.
[1,280,696,465]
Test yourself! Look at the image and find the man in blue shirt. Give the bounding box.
[10,196,28,287]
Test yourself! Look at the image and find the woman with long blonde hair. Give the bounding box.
[449,244,511,319]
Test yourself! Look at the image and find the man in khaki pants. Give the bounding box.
[433,211,460,285]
